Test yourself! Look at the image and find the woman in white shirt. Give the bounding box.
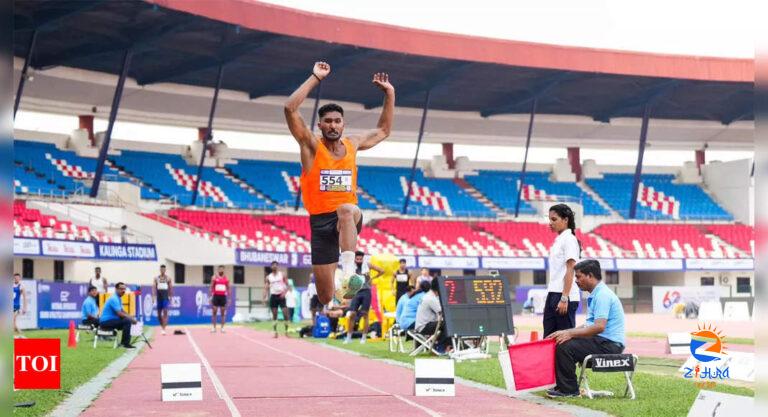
[543,204,581,338]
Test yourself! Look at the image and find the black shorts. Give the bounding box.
[310,211,363,265]
[269,294,287,309]
[212,294,227,307]
[348,288,372,314]
[310,294,322,310]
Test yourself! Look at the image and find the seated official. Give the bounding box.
[395,285,416,327]
[81,285,100,327]
[400,280,430,331]
[99,282,138,349]
[546,259,626,398]
[414,277,452,353]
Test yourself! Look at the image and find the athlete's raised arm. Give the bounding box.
[352,72,395,151]
[284,62,330,147]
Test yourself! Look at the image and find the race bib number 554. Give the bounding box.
[320,169,352,192]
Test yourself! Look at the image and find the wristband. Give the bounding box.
[312,73,322,82]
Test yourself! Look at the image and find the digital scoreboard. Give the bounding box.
[437,276,514,337]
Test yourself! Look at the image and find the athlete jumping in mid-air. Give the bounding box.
[284,61,395,305]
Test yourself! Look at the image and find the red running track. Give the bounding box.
[81,326,576,417]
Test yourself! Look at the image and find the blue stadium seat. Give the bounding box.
[587,173,732,221]
[110,150,272,209]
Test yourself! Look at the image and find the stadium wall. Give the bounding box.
[702,158,753,225]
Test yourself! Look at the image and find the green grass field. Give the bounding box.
[12,330,135,417]
[245,321,753,417]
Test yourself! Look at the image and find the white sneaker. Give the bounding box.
[211,328,216,333]
[343,338,351,344]
[220,328,226,333]
[161,329,166,335]
[360,338,366,344]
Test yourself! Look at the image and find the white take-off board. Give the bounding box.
[161,363,202,402]
[414,358,455,397]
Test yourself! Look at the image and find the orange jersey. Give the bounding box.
[301,138,358,215]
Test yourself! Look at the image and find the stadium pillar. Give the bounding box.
[514,98,538,218]
[191,64,224,206]
[79,115,95,146]
[294,81,323,211]
[90,49,132,198]
[628,103,652,219]
[402,89,431,215]
[14,29,38,120]
[695,149,705,174]
[567,147,581,181]
[442,143,455,169]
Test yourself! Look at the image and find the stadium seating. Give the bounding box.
[705,224,754,256]
[467,171,608,216]
[13,200,115,242]
[14,141,86,195]
[374,218,507,256]
[463,171,537,215]
[587,174,732,221]
[359,166,494,217]
[261,215,420,255]
[591,223,738,258]
[110,150,272,209]
[167,209,309,252]
[475,222,618,258]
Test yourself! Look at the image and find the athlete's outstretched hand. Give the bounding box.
[313,62,331,80]
[372,72,394,93]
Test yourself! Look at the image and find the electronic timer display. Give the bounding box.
[437,276,514,337]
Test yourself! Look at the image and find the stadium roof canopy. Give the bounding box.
[14,0,754,125]
[14,0,754,154]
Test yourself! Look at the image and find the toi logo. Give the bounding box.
[14,339,61,390]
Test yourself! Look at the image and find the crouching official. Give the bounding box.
[545,259,625,398]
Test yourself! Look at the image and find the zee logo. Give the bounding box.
[14,339,61,390]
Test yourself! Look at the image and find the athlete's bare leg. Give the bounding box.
[314,263,337,305]
[337,204,362,253]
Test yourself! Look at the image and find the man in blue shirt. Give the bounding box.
[395,285,415,326]
[399,280,430,331]
[100,282,138,348]
[546,259,625,397]
[81,285,100,328]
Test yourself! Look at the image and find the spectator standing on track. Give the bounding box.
[264,261,290,338]
[344,251,383,344]
[285,282,297,324]
[393,258,413,301]
[308,274,322,326]
[416,268,432,287]
[90,266,109,297]
[153,264,173,335]
[210,266,231,333]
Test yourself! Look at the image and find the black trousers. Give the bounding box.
[555,336,624,393]
[419,321,452,349]
[543,292,580,338]
[82,317,99,327]
[100,318,132,346]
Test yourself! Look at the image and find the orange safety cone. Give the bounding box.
[67,320,77,348]
[530,330,539,342]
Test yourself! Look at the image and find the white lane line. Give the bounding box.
[232,329,442,417]
[186,327,242,417]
